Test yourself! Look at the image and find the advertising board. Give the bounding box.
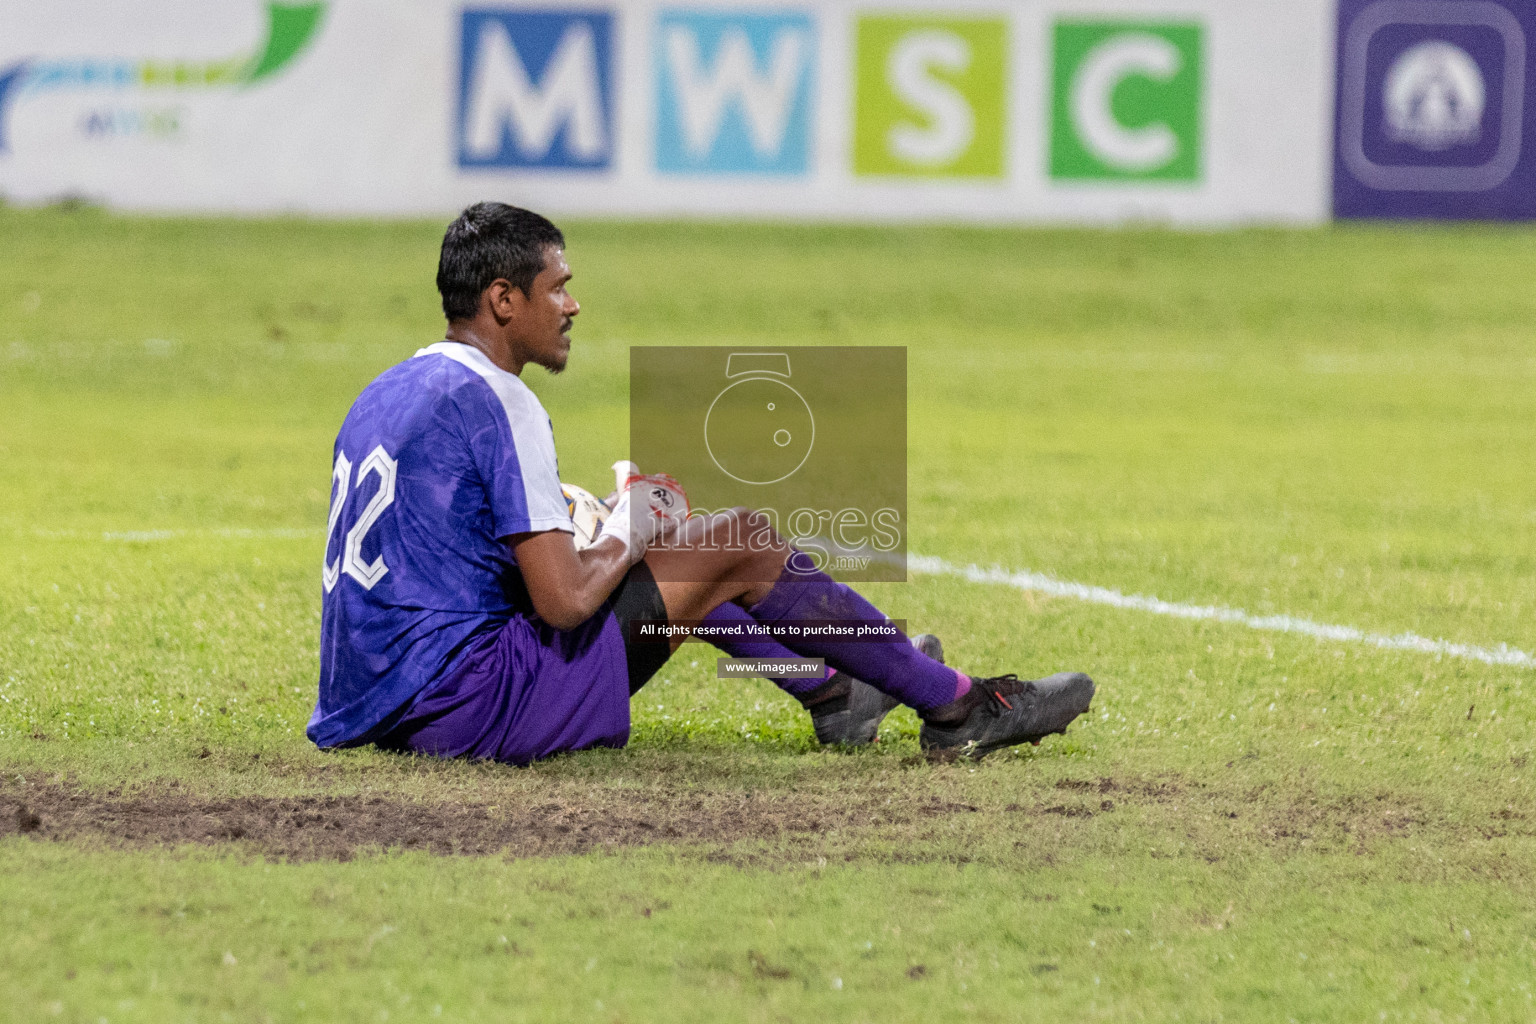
[0,0,1333,224]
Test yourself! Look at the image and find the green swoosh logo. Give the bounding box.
[245,2,328,82]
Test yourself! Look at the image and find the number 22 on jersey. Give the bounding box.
[324,445,398,592]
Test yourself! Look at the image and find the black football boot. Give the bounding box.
[919,672,1095,760]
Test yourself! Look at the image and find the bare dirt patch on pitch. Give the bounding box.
[0,778,962,862]
[4,766,1514,867]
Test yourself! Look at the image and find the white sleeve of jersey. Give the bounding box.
[428,341,573,535]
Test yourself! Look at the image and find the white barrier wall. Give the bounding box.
[0,0,1334,224]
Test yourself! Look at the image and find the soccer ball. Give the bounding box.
[562,482,611,551]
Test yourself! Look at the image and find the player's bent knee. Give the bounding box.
[725,507,787,558]
[720,508,790,584]
[654,507,788,585]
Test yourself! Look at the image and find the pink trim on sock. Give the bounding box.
[952,671,972,702]
[824,664,838,681]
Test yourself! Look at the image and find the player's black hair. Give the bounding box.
[436,202,565,321]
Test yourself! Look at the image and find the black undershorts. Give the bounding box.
[610,561,672,694]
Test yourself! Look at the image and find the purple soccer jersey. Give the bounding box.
[308,341,630,754]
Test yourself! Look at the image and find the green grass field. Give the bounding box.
[2,206,1535,1022]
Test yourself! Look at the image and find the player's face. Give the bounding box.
[517,246,579,374]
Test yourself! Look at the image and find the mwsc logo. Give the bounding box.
[654,11,815,176]
[1050,21,1204,181]
[0,2,326,152]
[457,9,614,169]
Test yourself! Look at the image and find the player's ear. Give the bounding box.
[485,278,525,322]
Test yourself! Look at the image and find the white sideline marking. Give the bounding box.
[31,526,1535,669]
[909,555,1536,670]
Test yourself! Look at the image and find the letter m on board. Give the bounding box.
[457,9,614,169]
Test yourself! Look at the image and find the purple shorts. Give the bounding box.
[375,609,632,766]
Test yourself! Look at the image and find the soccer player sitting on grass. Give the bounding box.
[308,202,1095,764]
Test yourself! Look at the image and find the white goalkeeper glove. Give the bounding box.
[596,460,689,563]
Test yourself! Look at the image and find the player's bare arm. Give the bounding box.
[510,530,633,631]
[514,469,688,629]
